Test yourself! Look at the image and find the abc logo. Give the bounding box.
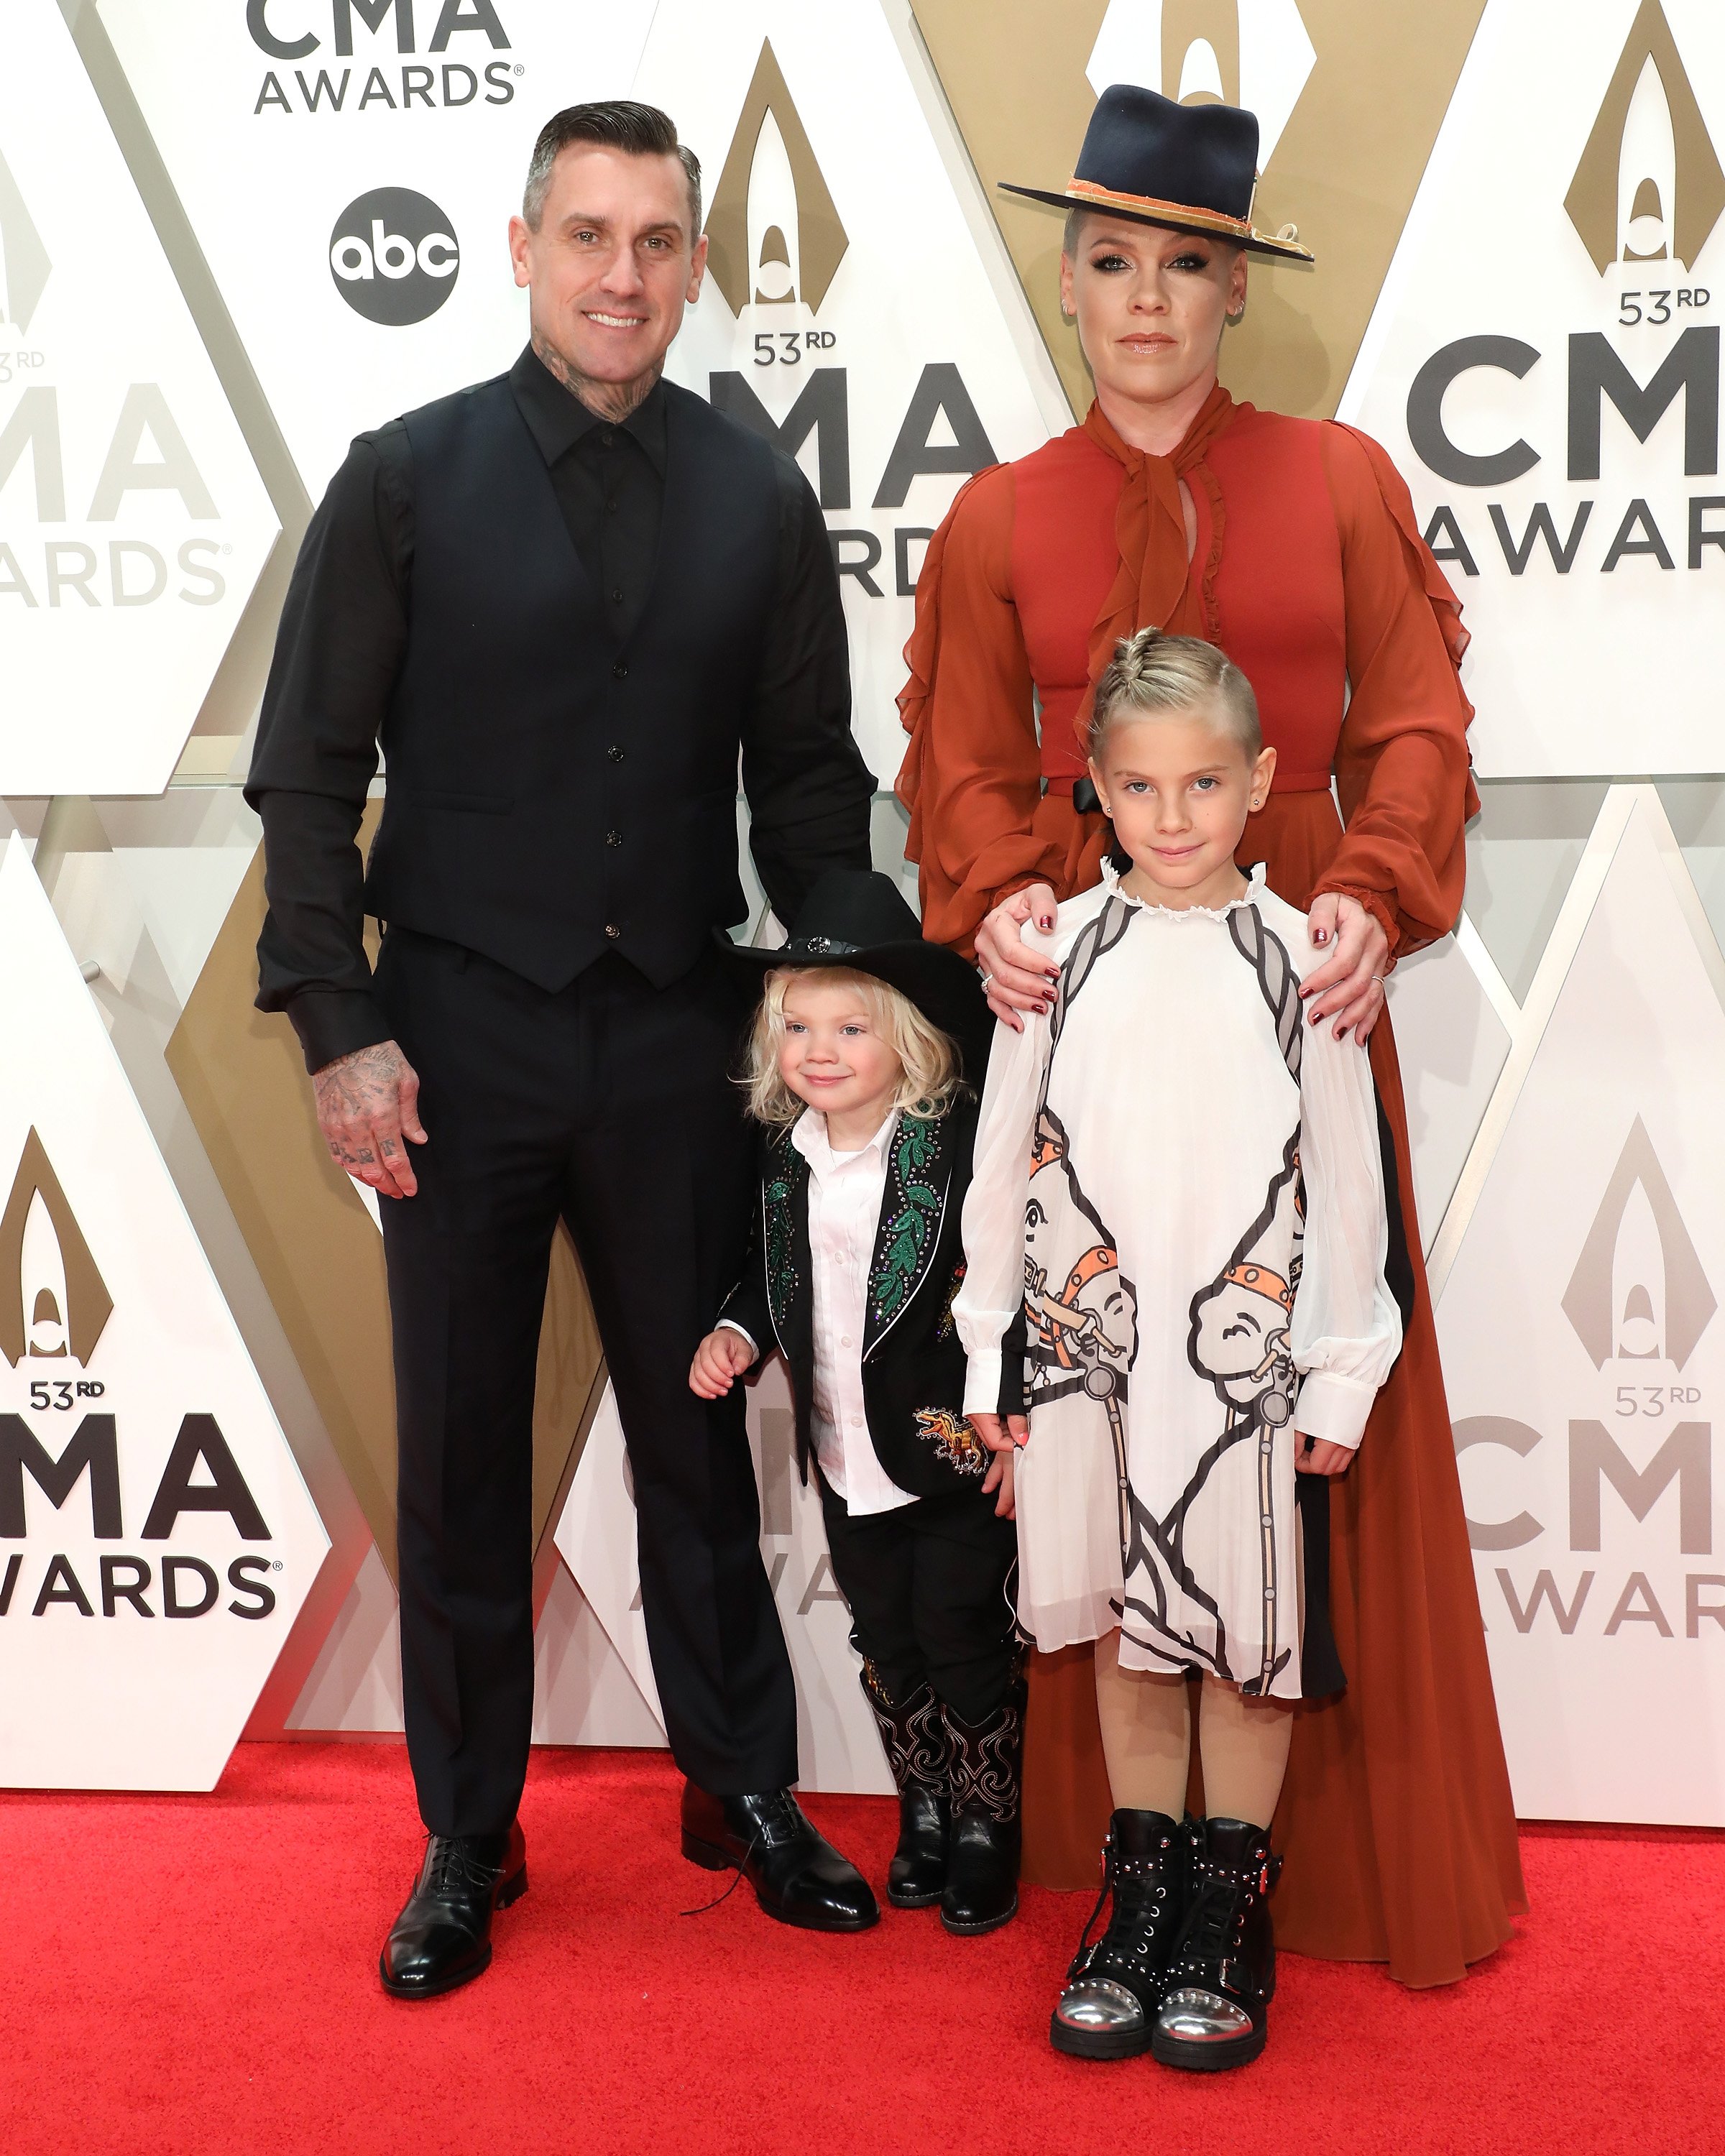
[328,188,459,326]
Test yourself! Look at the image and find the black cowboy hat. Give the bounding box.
[1000,83,1312,264]
[721,869,993,1084]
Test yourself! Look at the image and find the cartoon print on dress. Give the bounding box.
[1187,1134,1306,1431]
[1021,1107,1138,1410]
[1114,1131,1306,1694]
[914,1406,988,1477]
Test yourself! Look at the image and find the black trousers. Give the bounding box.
[816,1473,1018,1726]
[374,930,798,1836]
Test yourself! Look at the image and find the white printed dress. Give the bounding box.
[954,865,1402,1699]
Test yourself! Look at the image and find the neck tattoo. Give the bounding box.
[532,332,662,425]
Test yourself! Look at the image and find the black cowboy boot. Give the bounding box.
[379,1823,528,1999]
[938,1681,1024,1935]
[860,1669,951,1909]
[680,1784,879,1932]
[1049,1810,1195,2058]
[1151,1815,1282,2071]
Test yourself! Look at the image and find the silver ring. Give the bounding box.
[980,970,995,989]
[1371,975,1385,985]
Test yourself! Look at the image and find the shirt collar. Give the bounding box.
[509,344,668,475]
[791,1106,900,1178]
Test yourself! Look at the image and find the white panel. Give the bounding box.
[0,839,329,1789]
[101,0,659,500]
[635,0,1053,786]
[285,1539,402,1733]
[556,1366,893,1794]
[1339,0,1725,777]
[1384,921,1514,1251]
[531,1558,667,1749]
[0,0,278,793]
[1437,790,1725,1821]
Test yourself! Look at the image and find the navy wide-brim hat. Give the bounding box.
[719,869,993,1086]
[1001,83,1313,264]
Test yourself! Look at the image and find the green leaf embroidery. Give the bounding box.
[870,1118,943,1327]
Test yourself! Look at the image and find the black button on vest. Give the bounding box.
[364,376,783,992]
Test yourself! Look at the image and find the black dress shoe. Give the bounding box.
[680,1784,879,1932]
[938,1683,1024,1935]
[378,1823,527,1999]
[860,1672,950,1908]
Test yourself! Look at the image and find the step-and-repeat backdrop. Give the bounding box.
[2,0,1723,1820]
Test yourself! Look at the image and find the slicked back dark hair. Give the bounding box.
[523,100,702,238]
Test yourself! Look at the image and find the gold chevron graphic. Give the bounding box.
[1564,0,1725,274]
[909,0,1488,419]
[165,819,606,1584]
[0,1129,112,1368]
[704,38,850,315]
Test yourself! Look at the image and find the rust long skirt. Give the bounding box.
[1018,792,1527,1988]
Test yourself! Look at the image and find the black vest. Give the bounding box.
[364,374,783,990]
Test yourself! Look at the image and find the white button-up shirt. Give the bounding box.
[724,1107,916,1518]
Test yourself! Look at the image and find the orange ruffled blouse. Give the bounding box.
[896,388,1479,965]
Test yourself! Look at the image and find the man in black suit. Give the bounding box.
[248,101,879,1997]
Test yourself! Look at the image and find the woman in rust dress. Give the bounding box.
[897,85,1524,1988]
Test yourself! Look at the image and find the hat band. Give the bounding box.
[783,934,862,957]
[1064,175,1256,242]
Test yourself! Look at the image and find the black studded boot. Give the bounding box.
[938,1680,1024,1935]
[1151,1816,1282,2071]
[1050,1810,1194,2058]
[860,1669,951,1909]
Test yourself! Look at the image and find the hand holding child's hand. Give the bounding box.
[1297,1435,1355,1478]
[689,1327,757,1399]
[970,1411,1027,1521]
[982,1445,1016,1521]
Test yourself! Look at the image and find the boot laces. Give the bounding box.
[1067,1839,1174,1984]
[1179,1860,1248,1971]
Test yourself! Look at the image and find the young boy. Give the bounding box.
[690,869,1024,1933]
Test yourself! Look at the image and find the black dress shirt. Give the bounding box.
[248,346,872,1071]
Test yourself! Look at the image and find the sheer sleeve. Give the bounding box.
[895,467,1072,954]
[955,995,1051,1414]
[1317,424,1478,959]
[1289,1015,1402,1451]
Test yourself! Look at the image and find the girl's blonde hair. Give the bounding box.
[742,966,963,1128]
[1086,625,1261,761]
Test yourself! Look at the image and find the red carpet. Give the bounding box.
[4,1745,1719,2156]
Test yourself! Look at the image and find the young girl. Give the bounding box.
[690,868,1025,1935]
[960,629,1402,2068]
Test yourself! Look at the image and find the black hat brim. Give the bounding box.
[718,930,995,1088]
[999,181,1313,263]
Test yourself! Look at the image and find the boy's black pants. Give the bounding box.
[816,1473,1018,1724]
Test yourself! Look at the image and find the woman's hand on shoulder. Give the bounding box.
[1300,893,1390,1045]
[975,883,1061,1030]
[689,1327,757,1399]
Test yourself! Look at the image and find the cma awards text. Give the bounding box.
[0,1411,280,1623]
[710,361,997,601]
[247,0,517,114]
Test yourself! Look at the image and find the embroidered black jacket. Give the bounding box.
[718,1096,1024,1501]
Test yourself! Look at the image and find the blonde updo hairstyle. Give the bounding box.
[1086,626,1262,765]
[742,966,963,1130]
